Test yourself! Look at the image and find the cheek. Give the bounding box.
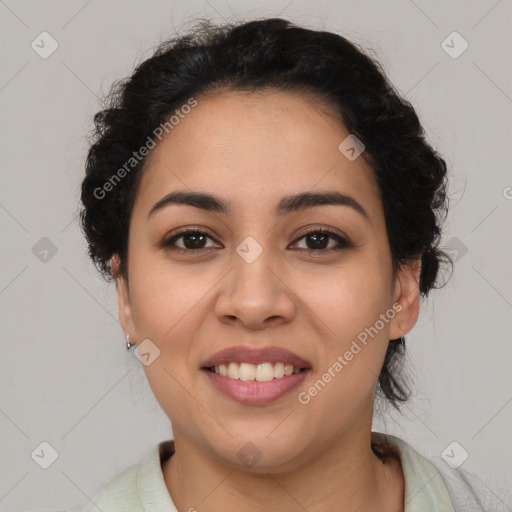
[303,253,393,393]
[296,269,393,430]
[128,261,216,357]
[129,266,213,418]
[306,256,392,338]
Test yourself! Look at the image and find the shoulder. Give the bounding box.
[83,460,142,512]
[429,455,512,512]
[83,440,176,512]
[372,432,511,512]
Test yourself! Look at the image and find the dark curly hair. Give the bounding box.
[79,17,451,409]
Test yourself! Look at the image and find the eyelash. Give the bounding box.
[159,227,352,256]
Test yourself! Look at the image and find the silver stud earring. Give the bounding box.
[126,334,132,350]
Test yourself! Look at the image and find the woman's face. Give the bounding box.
[114,89,420,471]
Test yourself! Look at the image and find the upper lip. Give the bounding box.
[201,345,311,369]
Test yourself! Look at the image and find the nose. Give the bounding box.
[213,241,296,330]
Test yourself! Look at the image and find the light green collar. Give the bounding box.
[136,433,455,511]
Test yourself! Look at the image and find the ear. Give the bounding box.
[388,256,422,340]
[111,253,136,344]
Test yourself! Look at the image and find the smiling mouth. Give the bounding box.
[203,362,308,382]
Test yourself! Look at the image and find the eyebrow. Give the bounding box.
[148,190,369,220]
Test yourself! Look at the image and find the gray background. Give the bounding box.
[0,0,511,510]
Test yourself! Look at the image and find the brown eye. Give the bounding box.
[293,229,351,254]
[161,229,220,252]
[159,227,351,255]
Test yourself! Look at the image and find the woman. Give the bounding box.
[80,17,490,512]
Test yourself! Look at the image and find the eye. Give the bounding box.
[291,228,351,254]
[159,227,352,255]
[160,228,220,252]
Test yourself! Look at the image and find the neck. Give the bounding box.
[162,419,404,512]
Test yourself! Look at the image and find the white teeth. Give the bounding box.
[274,362,285,378]
[239,362,256,381]
[227,362,239,379]
[256,362,274,381]
[213,362,303,381]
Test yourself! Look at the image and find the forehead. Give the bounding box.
[134,89,381,218]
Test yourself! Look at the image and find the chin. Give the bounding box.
[206,427,309,474]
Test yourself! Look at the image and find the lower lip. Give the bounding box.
[202,369,310,405]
